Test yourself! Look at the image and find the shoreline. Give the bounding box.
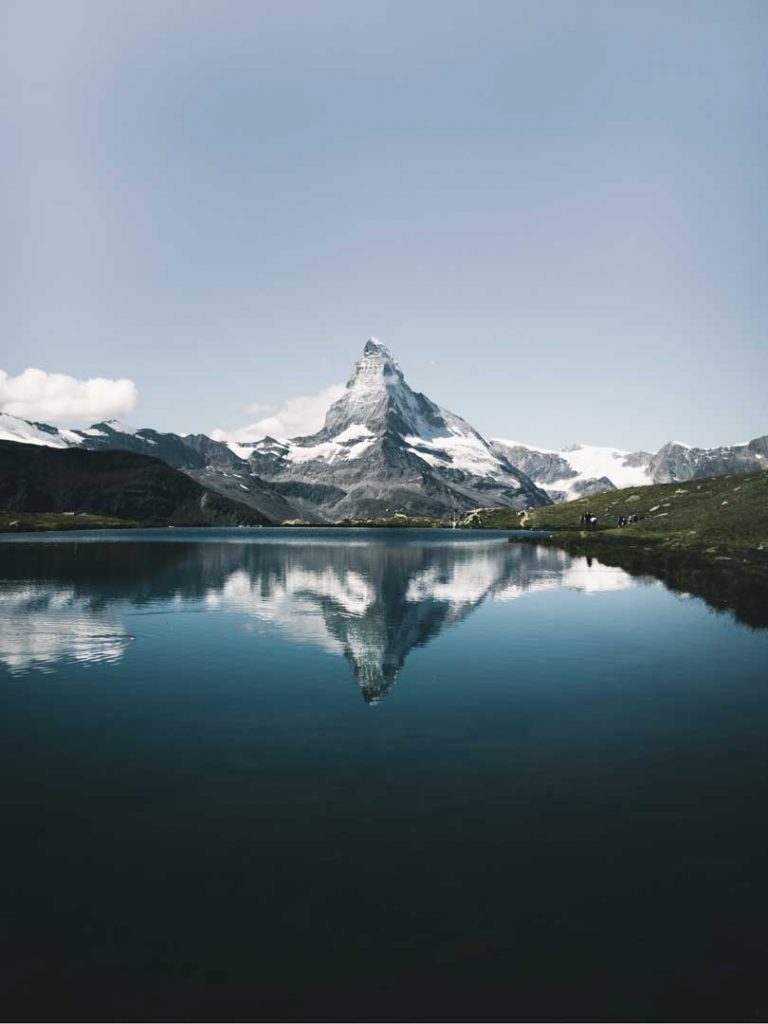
[509,530,768,629]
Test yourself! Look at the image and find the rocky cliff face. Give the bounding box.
[648,439,768,483]
[489,442,576,488]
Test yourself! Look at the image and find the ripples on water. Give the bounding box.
[0,583,131,673]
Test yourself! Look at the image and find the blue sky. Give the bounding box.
[3,0,767,449]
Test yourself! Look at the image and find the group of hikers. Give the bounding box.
[617,514,641,527]
[579,510,644,531]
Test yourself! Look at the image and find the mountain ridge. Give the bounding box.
[1,339,765,519]
[491,435,768,501]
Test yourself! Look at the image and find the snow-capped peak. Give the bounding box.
[99,419,139,435]
[270,340,546,500]
[318,338,419,439]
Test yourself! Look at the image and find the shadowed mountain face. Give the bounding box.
[0,440,271,526]
[0,533,634,701]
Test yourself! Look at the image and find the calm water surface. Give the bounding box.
[1,528,767,1020]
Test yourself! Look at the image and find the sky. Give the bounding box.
[2,0,767,450]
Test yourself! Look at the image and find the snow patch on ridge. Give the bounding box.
[332,424,374,443]
[493,437,653,500]
[553,444,652,494]
[226,442,256,460]
[271,423,377,465]
[494,438,559,455]
[406,433,503,477]
[0,412,84,448]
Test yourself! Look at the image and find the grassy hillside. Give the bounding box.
[0,440,271,529]
[0,511,142,532]
[329,513,445,528]
[529,469,768,562]
[462,469,768,560]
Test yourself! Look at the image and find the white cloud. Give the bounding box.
[212,383,344,442]
[0,367,138,426]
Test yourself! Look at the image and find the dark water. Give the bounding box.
[1,528,767,1020]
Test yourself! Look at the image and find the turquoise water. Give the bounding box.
[1,529,767,1019]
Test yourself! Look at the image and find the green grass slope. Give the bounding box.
[0,511,141,533]
[522,469,768,561]
[329,513,445,528]
[461,469,768,560]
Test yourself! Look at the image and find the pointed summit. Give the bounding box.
[361,337,398,368]
[348,338,403,389]
[322,338,421,438]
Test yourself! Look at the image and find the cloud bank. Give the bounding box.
[212,383,345,443]
[0,368,138,426]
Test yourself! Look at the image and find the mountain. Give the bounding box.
[0,413,86,449]
[492,436,768,501]
[648,437,768,482]
[490,440,654,501]
[0,411,301,524]
[0,341,550,521]
[235,340,550,518]
[0,440,271,527]
[3,339,765,515]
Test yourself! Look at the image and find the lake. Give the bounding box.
[1,528,767,1020]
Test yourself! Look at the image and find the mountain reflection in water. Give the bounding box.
[0,531,636,700]
[2,529,767,1022]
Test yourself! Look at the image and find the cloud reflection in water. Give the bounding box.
[0,536,636,698]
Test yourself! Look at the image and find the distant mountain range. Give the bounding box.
[491,436,768,501]
[1,339,765,521]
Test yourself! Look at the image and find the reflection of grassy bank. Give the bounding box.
[519,532,768,629]
[466,469,766,557]
[492,468,768,628]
